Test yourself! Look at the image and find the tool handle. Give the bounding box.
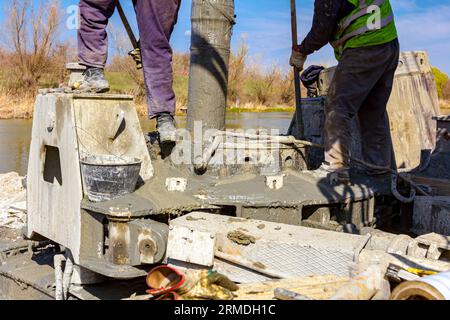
[116,0,139,49]
[290,0,304,139]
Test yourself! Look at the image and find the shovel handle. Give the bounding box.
[290,0,304,139]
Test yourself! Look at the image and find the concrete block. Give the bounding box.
[167,225,216,267]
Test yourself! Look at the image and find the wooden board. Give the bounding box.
[235,275,349,300]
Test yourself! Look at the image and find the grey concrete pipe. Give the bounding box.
[187,0,236,134]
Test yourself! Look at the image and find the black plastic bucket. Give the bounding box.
[81,155,142,202]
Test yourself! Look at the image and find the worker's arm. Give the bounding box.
[296,0,345,56]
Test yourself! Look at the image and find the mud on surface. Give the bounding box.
[227,230,256,246]
[0,227,22,242]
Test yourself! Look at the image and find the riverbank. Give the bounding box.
[227,104,295,113]
[0,92,34,120]
[0,94,295,120]
[0,90,447,120]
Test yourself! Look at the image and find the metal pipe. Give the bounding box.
[289,0,305,139]
[115,0,139,49]
[187,0,235,134]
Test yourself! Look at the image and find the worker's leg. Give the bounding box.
[78,0,116,68]
[358,40,400,171]
[133,0,181,119]
[324,41,399,173]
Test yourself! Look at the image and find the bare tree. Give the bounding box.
[228,41,248,103]
[108,24,147,98]
[444,80,450,101]
[2,0,62,90]
[278,69,295,105]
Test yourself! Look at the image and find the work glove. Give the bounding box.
[180,270,239,300]
[146,265,186,297]
[146,266,238,300]
[290,47,307,72]
[129,41,143,70]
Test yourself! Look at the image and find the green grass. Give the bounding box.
[227,106,295,113]
[105,71,190,100]
[105,71,137,93]
[173,75,188,105]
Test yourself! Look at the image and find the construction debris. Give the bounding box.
[274,288,313,301]
[146,266,238,300]
[169,212,366,280]
[0,173,26,231]
[161,212,450,301]
[386,264,425,283]
[329,265,390,300]
[227,230,256,246]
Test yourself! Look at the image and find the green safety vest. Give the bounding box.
[332,0,398,60]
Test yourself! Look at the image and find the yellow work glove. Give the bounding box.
[129,47,143,70]
[178,270,239,300]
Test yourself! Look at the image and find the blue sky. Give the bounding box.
[3,0,450,73]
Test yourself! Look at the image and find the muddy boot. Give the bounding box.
[76,67,110,93]
[157,113,177,143]
[305,163,351,185]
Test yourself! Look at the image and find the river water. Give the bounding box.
[0,112,293,176]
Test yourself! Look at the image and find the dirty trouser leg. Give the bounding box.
[78,0,116,68]
[133,0,181,118]
[324,39,400,170]
[358,40,400,169]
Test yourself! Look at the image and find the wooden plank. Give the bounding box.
[235,275,349,300]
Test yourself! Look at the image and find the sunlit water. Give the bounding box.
[0,112,293,175]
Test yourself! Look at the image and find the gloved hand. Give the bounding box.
[290,48,307,71]
[129,47,143,70]
[128,40,143,70]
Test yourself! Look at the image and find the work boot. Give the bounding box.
[305,163,351,185]
[157,113,177,143]
[77,67,110,93]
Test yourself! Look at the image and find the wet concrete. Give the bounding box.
[227,230,256,246]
